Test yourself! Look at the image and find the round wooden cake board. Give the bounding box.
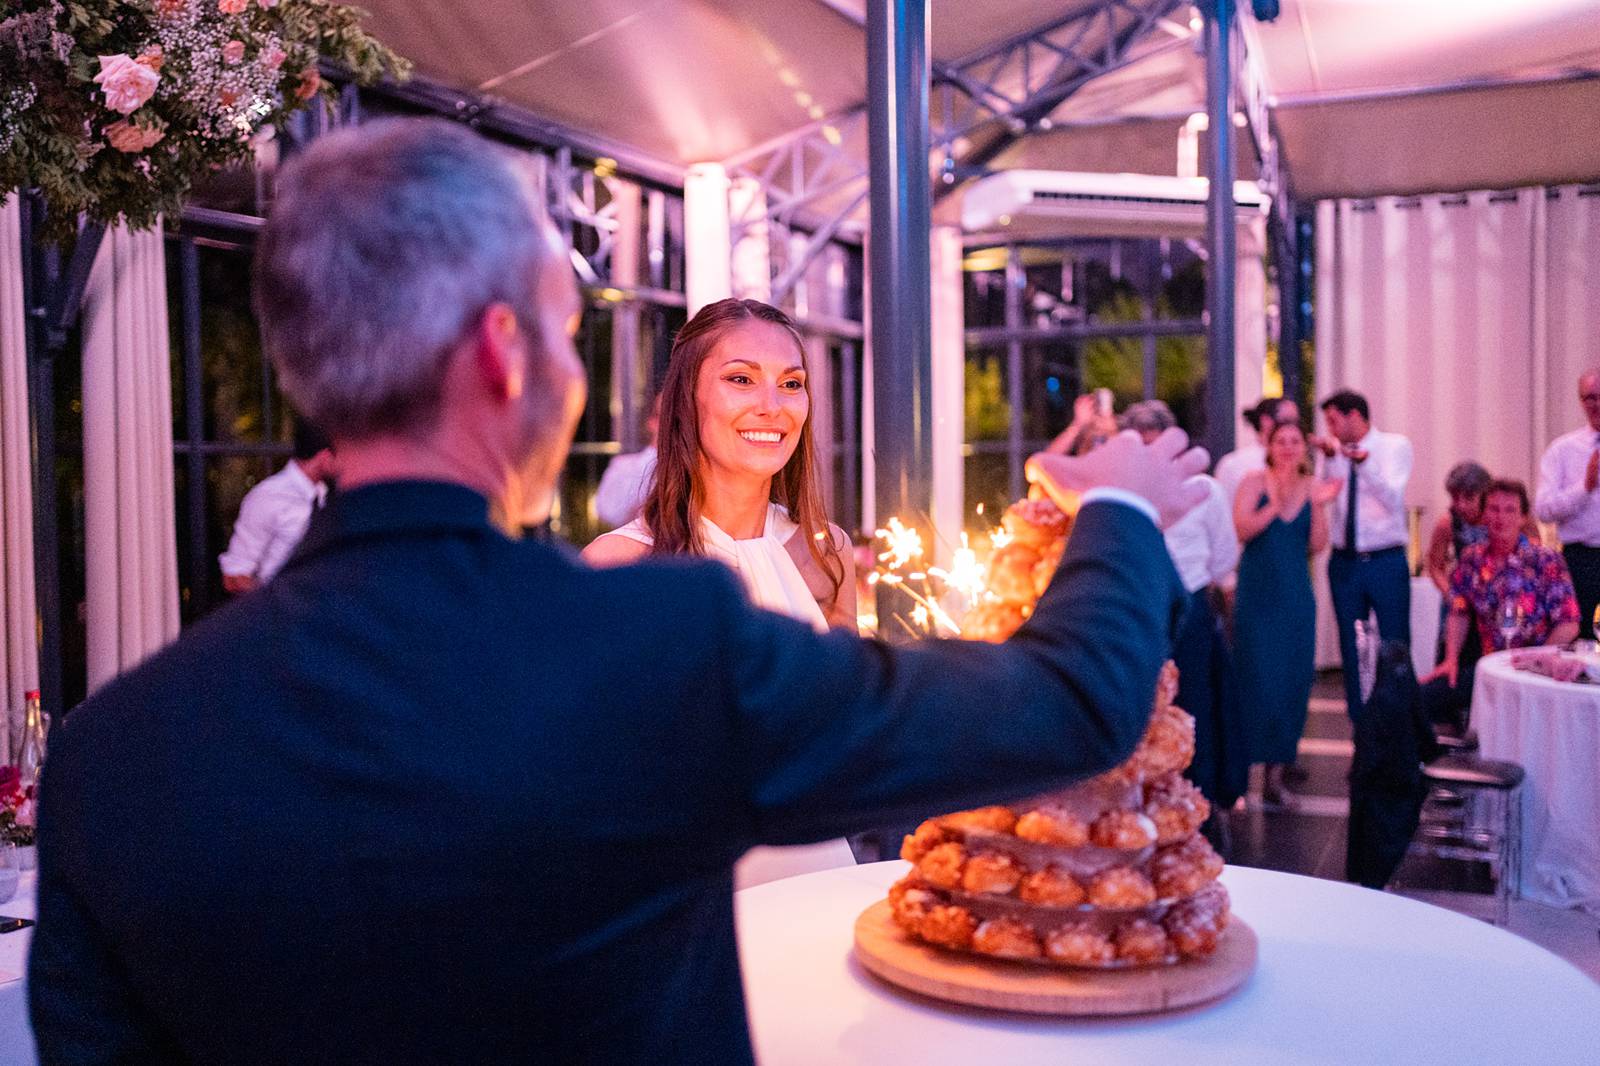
[853,900,1257,1017]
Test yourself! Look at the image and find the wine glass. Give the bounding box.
[1498,600,1521,650]
[0,843,17,905]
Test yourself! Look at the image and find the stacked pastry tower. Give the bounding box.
[960,497,1072,645]
[888,500,1230,968]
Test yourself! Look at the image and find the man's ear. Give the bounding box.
[475,303,524,402]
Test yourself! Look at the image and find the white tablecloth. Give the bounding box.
[1472,650,1600,911]
[0,870,36,1066]
[736,861,1600,1065]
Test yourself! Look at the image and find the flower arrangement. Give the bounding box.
[0,0,409,240]
[0,766,34,849]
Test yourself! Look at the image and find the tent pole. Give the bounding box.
[1203,0,1238,459]
[866,0,934,637]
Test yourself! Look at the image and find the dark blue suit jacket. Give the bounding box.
[29,481,1182,1064]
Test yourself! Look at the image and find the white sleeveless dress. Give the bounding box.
[607,503,829,633]
[604,503,855,887]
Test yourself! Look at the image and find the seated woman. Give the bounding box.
[583,297,854,627]
[583,297,857,886]
[1422,478,1578,727]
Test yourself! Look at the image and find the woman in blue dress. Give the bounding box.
[1232,420,1340,806]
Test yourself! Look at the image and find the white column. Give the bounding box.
[929,225,965,566]
[683,162,732,315]
[1235,212,1268,407]
[729,175,771,302]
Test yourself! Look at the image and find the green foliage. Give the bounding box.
[1081,290,1205,408]
[0,0,410,242]
[965,354,1011,440]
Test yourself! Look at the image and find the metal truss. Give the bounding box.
[724,0,1189,300]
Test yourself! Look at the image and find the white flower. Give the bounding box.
[93,54,160,115]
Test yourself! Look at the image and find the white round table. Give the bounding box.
[736,861,1600,1065]
[1472,649,1600,910]
[0,870,36,1066]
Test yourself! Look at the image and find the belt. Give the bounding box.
[1331,545,1405,562]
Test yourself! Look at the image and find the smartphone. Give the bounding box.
[0,916,33,934]
[1094,387,1113,416]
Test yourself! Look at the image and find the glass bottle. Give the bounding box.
[16,690,46,791]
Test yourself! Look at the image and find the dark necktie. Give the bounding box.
[1345,459,1359,552]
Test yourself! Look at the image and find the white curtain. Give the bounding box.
[1313,183,1600,666]
[0,196,39,760]
[81,220,179,693]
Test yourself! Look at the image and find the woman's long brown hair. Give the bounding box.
[640,298,844,605]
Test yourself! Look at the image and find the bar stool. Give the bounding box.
[1414,754,1525,926]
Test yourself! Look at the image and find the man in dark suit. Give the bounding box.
[29,119,1205,1064]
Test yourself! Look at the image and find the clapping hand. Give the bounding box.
[1311,477,1344,506]
[1027,428,1210,529]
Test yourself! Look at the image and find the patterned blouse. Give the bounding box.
[1448,539,1579,650]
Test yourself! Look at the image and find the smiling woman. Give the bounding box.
[582,298,855,632]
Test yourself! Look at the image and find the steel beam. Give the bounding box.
[867,0,934,634]
[1203,0,1237,460]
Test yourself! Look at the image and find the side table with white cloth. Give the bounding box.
[736,861,1600,1065]
[0,870,37,1066]
[1472,650,1600,911]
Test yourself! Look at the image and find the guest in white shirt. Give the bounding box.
[1314,390,1413,717]
[218,423,335,594]
[594,395,659,529]
[1534,368,1600,638]
[1125,401,1246,811]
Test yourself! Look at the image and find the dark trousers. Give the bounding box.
[1328,546,1411,719]
[1563,543,1600,640]
[1173,589,1248,810]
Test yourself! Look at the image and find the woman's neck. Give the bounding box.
[698,463,775,540]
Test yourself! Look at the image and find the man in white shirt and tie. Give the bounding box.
[1534,368,1600,638]
[1316,390,1413,718]
[218,423,335,594]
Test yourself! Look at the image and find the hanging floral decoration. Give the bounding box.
[0,0,409,240]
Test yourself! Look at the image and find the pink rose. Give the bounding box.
[218,0,248,12]
[93,53,160,115]
[105,119,166,153]
[257,0,279,7]
[156,0,189,16]
[294,66,320,101]
[262,45,287,70]
[223,39,245,64]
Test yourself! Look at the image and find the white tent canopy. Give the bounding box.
[352,0,1600,204]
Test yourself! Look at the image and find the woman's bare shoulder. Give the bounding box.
[581,532,651,568]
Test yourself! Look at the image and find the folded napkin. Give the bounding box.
[1509,649,1591,683]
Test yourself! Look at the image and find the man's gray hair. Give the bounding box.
[254,118,560,439]
[1120,399,1177,434]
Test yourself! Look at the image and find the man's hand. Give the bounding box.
[1027,428,1209,529]
[222,574,259,595]
[1420,659,1458,688]
[1585,450,1599,494]
[1341,442,1369,464]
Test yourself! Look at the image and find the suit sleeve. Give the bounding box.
[721,500,1186,845]
[29,738,170,1062]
